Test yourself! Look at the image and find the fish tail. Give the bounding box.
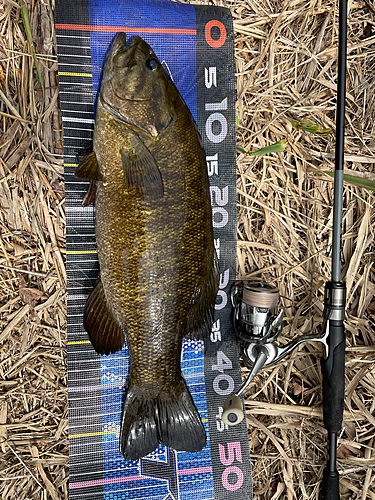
[119,377,206,460]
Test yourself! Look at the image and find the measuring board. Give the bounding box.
[55,0,253,498]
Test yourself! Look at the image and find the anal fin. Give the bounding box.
[84,278,125,355]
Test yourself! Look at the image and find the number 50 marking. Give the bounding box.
[219,441,244,491]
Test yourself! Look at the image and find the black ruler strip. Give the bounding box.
[195,5,253,499]
[56,0,104,495]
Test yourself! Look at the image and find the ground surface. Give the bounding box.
[0,0,374,498]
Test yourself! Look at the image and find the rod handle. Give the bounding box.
[321,468,340,500]
[321,323,345,433]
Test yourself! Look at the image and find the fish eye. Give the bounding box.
[146,58,158,71]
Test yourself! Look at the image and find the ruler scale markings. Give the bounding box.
[56,24,105,493]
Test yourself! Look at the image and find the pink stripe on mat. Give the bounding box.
[69,466,213,489]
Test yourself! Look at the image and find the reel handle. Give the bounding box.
[222,348,268,426]
[222,395,244,426]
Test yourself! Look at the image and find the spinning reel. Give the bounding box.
[222,281,330,426]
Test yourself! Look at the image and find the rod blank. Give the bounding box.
[331,0,348,282]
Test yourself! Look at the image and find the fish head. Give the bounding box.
[99,33,175,138]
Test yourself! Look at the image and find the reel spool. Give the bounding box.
[231,281,283,346]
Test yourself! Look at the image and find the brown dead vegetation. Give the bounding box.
[0,0,374,498]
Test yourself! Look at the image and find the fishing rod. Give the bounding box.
[320,0,347,496]
[222,1,347,497]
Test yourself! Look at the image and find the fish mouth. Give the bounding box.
[110,33,151,71]
[106,35,153,103]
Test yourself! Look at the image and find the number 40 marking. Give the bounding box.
[212,350,234,396]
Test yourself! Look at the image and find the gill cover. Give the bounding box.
[100,33,175,138]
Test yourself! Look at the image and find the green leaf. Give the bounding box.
[20,0,44,101]
[290,118,330,135]
[236,145,250,154]
[237,139,286,157]
[236,115,239,126]
[324,171,375,192]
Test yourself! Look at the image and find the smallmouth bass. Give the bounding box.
[76,33,219,460]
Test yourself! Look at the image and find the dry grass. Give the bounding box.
[0,0,67,498]
[233,0,375,497]
[0,0,374,498]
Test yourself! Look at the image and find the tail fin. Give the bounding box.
[119,378,206,460]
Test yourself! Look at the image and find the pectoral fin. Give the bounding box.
[84,278,125,355]
[121,135,163,198]
[76,151,104,181]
